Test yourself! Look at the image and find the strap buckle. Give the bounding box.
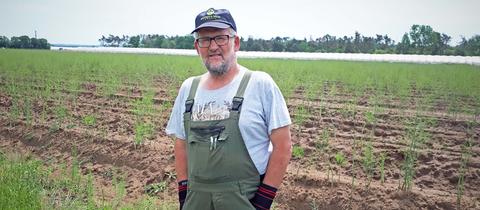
[231,97,244,111]
[185,99,194,113]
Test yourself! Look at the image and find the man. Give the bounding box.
[166,8,292,210]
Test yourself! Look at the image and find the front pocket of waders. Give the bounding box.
[189,125,225,137]
[187,126,230,182]
[188,125,227,145]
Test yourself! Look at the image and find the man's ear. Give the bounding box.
[234,36,240,52]
[194,40,200,54]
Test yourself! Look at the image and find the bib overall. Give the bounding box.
[182,71,260,210]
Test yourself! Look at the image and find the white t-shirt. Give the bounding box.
[165,65,291,174]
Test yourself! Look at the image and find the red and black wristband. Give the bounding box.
[178,180,188,209]
[250,183,278,210]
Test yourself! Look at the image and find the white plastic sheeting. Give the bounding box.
[51,47,480,65]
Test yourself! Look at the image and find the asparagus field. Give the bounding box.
[1,49,479,209]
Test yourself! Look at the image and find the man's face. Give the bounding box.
[194,27,240,76]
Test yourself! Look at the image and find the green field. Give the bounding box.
[1,49,479,209]
[1,49,479,96]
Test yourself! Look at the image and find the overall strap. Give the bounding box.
[185,76,201,113]
[232,70,252,112]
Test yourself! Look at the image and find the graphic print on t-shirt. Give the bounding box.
[191,100,232,121]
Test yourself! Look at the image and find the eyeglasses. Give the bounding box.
[196,35,234,48]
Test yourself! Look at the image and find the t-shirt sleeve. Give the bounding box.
[165,78,193,140]
[260,72,292,136]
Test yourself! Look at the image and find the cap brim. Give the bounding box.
[191,22,231,33]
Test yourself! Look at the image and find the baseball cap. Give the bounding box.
[192,8,237,33]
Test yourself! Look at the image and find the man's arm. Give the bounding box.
[174,138,188,181]
[174,138,188,209]
[262,125,292,188]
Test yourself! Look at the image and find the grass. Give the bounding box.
[0,150,178,210]
[83,115,97,127]
[294,103,309,126]
[134,122,155,148]
[292,145,305,159]
[0,152,44,210]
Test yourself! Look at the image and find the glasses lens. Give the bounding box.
[197,38,210,48]
[214,35,229,46]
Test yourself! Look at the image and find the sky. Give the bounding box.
[1,0,479,45]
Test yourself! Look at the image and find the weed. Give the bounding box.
[144,181,167,196]
[83,115,96,127]
[49,122,60,133]
[292,145,305,159]
[309,198,319,210]
[165,171,177,181]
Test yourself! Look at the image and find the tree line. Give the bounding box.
[99,24,479,56]
[0,35,50,49]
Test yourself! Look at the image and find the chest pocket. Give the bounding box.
[188,125,228,143]
[187,124,231,182]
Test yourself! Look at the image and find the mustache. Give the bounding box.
[208,50,222,56]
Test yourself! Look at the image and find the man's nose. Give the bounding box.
[208,39,220,50]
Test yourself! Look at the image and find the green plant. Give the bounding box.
[83,115,96,127]
[165,171,177,181]
[309,198,319,210]
[49,122,61,133]
[361,142,375,190]
[0,153,43,210]
[334,151,346,182]
[292,145,305,159]
[70,147,81,190]
[134,122,155,148]
[144,181,167,196]
[378,152,386,184]
[86,170,96,209]
[365,111,376,127]
[294,104,309,126]
[340,101,356,120]
[54,105,69,124]
[112,169,126,208]
[7,97,21,125]
[457,138,473,207]
[315,129,330,152]
[22,98,33,126]
[326,158,333,185]
[400,118,430,191]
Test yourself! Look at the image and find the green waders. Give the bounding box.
[183,71,260,210]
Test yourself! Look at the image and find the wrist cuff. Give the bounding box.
[178,180,188,206]
[250,183,278,210]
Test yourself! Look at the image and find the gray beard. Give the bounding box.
[205,61,229,76]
